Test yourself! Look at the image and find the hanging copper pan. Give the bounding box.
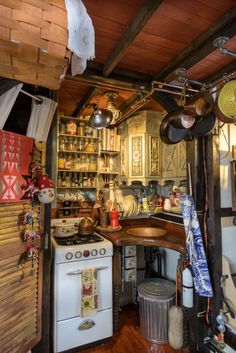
[189,112,216,137]
[183,90,213,117]
[171,107,196,129]
[160,112,188,144]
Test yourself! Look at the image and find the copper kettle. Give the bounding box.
[78,217,94,235]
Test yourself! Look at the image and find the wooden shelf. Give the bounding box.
[58,169,98,173]
[56,186,96,189]
[58,149,99,154]
[58,133,99,139]
[59,116,89,123]
[100,150,120,155]
[98,171,119,175]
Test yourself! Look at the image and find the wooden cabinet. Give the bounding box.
[161,140,186,180]
[119,110,162,185]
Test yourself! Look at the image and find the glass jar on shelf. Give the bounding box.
[59,122,66,134]
[68,137,76,151]
[59,137,66,151]
[77,139,85,151]
[64,155,72,170]
[77,122,85,136]
[88,155,97,171]
[58,153,65,169]
[65,174,72,187]
[66,119,77,135]
[57,173,62,187]
[74,156,81,171]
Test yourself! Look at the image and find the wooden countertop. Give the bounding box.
[97,217,187,254]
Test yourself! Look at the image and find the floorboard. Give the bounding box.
[75,305,187,353]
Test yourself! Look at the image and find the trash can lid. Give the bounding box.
[138,278,175,299]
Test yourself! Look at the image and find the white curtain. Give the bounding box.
[0,83,23,129]
[26,96,57,141]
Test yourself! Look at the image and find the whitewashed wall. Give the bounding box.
[220,124,236,208]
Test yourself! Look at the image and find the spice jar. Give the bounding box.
[66,120,77,135]
[77,122,85,136]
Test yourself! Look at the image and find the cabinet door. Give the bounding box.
[178,141,187,177]
[129,134,145,177]
[148,135,161,177]
[162,143,179,178]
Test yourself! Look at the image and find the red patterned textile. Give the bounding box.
[0,130,34,202]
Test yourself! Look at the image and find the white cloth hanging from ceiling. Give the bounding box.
[0,83,23,129]
[65,0,95,75]
[26,96,57,142]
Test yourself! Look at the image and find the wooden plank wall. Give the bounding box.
[0,141,46,353]
[0,202,41,353]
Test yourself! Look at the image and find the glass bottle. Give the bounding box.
[64,155,72,170]
[58,153,65,169]
[59,137,65,151]
[77,139,84,151]
[57,173,62,187]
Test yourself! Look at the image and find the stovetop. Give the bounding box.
[51,218,113,263]
[54,232,104,246]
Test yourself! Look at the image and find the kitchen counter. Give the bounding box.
[96,216,187,331]
[97,216,186,254]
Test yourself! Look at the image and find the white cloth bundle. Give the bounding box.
[65,0,95,75]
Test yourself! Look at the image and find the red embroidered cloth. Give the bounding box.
[0,130,34,202]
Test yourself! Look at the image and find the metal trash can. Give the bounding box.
[138,278,175,343]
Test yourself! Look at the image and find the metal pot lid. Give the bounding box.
[189,112,216,137]
[138,278,175,299]
[160,113,188,145]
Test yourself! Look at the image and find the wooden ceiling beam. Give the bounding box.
[66,73,144,93]
[154,5,236,81]
[205,61,236,85]
[71,86,97,117]
[102,0,163,77]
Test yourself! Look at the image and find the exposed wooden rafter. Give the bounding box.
[154,5,236,81]
[102,0,163,77]
[72,86,97,117]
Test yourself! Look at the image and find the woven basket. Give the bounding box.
[0,0,71,90]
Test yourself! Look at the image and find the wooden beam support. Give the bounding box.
[154,6,236,81]
[103,0,163,77]
[66,73,142,93]
[71,86,97,117]
[151,91,179,112]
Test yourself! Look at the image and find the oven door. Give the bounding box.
[55,257,112,321]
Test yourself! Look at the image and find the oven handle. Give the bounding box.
[67,266,108,275]
[78,319,95,330]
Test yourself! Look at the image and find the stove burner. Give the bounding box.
[54,233,104,246]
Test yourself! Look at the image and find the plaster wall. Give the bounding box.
[220,124,236,208]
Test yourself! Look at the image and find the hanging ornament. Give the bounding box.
[36,174,55,204]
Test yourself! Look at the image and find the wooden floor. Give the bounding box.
[75,305,187,353]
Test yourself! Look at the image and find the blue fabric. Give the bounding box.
[181,194,213,297]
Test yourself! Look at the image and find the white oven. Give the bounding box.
[51,218,113,353]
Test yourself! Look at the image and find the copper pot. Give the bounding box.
[183,90,213,117]
[171,107,195,129]
[160,112,188,145]
[78,217,94,235]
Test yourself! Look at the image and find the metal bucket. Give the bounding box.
[138,278,175,344]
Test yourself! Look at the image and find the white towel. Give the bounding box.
[26,96,57,142]
[65,0,95,75]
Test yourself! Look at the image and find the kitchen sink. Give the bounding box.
[126,227,167,238]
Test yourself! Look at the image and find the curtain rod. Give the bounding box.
[20,89,43,103]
